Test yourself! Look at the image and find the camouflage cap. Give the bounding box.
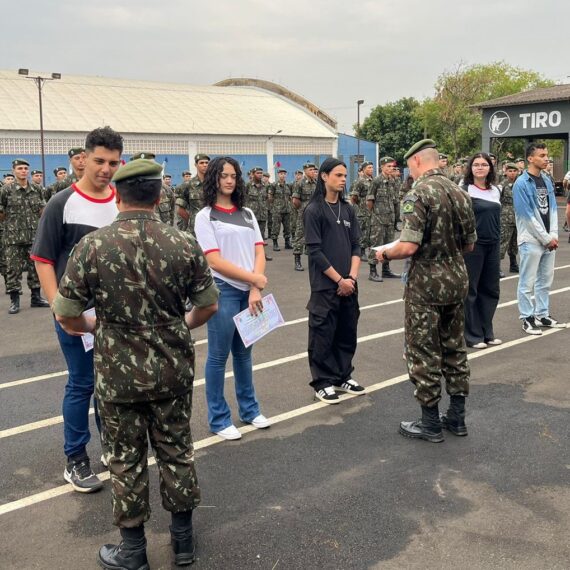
[68,147,85,158]
[31,169,43,175]
[380,156,396,165]
[505,162,518,170]
[182,170,191,176]
[112,158,163,183]
[438,153,448,160]
[12,158,30,168]
[403,139,437,161]
[303,162,317,170]
[277,168,287,173]
[194,154,210,163]
[130,151,156,161]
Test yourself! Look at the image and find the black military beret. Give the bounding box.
[31,169,43,175]
[438,153,448,160]
[380,156,396,166]
[252,167,263,173]
[68,147,85,158]
[54,166,67,175]
[303,163,316,170]
[277,168,287,173]
[361,161,373,169]
[12,158,30,168]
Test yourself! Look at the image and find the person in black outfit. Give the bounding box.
[462,153,502,349]
[303,158,366,404]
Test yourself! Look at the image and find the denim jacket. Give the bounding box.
[513,171,558,247]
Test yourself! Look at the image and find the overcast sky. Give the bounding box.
[2,0,568,133]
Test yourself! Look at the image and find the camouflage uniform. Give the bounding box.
[350,175,373,253]
[268,181,292,240]
[245,181,268,238]
[157,183,175,225]
[52,211,219,527]
[46,172,79,201]
[499,180,517,260]
[291,178,316,254]
[265,182,274,239]
[0,181,45,293]
[0,216,6,287]
[176,175,204,233]
[367,174,398,265]
[400,168,477,407]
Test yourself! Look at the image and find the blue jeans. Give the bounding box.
[517,242,555,320]
[54,321,101,459]
[204,279,260,432]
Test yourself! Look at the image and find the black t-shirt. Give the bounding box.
[529,174,550,233]
[304,199,361,291]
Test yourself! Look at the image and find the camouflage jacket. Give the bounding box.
[350,176,374,217]
[175,176,204,231]
[367,174,398,224]
[157,184,175,225]
[245,182,268,221]
[46,173,79,200]
[267,182,292,214]
[291,178,316,211]
[0,181,46,245]
[500,181,515,225]
[400,169,477,306]
[52,211,219,404]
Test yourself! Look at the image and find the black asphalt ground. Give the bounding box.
[1,205,570,569]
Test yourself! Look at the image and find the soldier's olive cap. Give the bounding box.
[295,169,303,175]
[488,153,496,159]
[361,161,373,168]
[277,168,287,173]
[194,154,210,163]
[505,162,518,170]
[163,173,172,178]
[263,172,270,177]
[68,147,85,157]
[130,151,156,161]
[12,158,30,167]
[252,167,263,173]
[303,163,317,170]
[438,153,448,160]
[54,166,67,174]
[112,159,163,183]
[182,170,191,176]
[403,139,437,161]
[515,157,525,162]
[3,173,14,178]
[380,156,396,165]
[31,169,42,175]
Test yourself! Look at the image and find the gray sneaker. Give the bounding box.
[64,458,103,493]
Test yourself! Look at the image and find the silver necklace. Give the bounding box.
[325,200,341,224]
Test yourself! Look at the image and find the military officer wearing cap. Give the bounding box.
[262,172,273,239]
[290,169,304,247]
[245,167,272,261]
[176,154,210,233]
[30,169,48,202]
[366,157,400,281]
[52,157,219,570]
[499,162,520,277]
[268,168,293,251]
[515,157,525,174]
[46,147,86,199]
[0,159,49,313]
[350,161,374,261]
[376,139,476,443]
[291,162,318,271]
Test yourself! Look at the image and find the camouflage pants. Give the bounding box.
[271,211,291,240]
[267,209,273,238]
[405,301,470,408]
[368,221,394,265]
[357,213,370,251]
[293,206,306,255]
[257,219,267,241]
[500,223,518,259]
[290,206,298,237]
[5,243,40,294]
[0,232,6,278]
[176,214,188,232]
[99,391,200,528]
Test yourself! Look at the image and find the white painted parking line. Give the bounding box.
[0,325,564,518]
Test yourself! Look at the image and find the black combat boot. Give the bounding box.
[294,254,304,272]
[98,526,149,570]
[360,247,368,261]
[399,405,444,443]
[170,511,195,566]
[509,254,519,273]
[30,288,49,308]
[382,262,401,279]
[441,395,468,436]
[272,239,281,252]
[284,238,293,250]
[8,292,20,314]
[368,264,383,282]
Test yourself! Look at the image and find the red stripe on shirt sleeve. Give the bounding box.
[30,255,55,265]
[254,242,265,246]
[203,248,220,255]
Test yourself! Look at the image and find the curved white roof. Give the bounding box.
[0,70,336,138]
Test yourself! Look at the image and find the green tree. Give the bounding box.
[356,97,424,164]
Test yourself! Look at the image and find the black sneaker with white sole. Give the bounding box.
[536,315,565,328]
[64,458,104,493]
[315,386,340,404]
[335,379,366,394]
[522,316,542,336]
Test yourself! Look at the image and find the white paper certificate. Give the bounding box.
[81,308,96,353]
[233,293,285,348]
[372,239,400,252]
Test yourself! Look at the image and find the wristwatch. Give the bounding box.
[382,249,390,261]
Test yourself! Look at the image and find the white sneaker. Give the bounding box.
[250,414,271,429]
[486,338,502,346]
[100,454,108,468]
[468,342,488,349]
[215,425,242,440]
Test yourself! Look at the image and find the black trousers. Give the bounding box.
[307,289,360,390]
[463,241,500,345]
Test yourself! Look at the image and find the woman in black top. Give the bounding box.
[463,153,502,348]
[303,158,366,403]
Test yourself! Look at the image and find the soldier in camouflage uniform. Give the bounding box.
[499,162,519,277]
[176,154,210,232]
[289,169,303,246]
[0,159,49,314]
[376,139,476,443]
[292,163,317,271]
[52,158,219,569]
[31,169,46,201]
[350,161,374,261]
[263,172,273,239]
[46,148,86,199]
[245,167,272,261]
[366,157,400,282]
[268,167,293,251]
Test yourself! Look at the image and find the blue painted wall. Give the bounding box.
[337,133,378,187]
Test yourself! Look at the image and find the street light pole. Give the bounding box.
[356,99,364,161]
[18,69,61,181]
